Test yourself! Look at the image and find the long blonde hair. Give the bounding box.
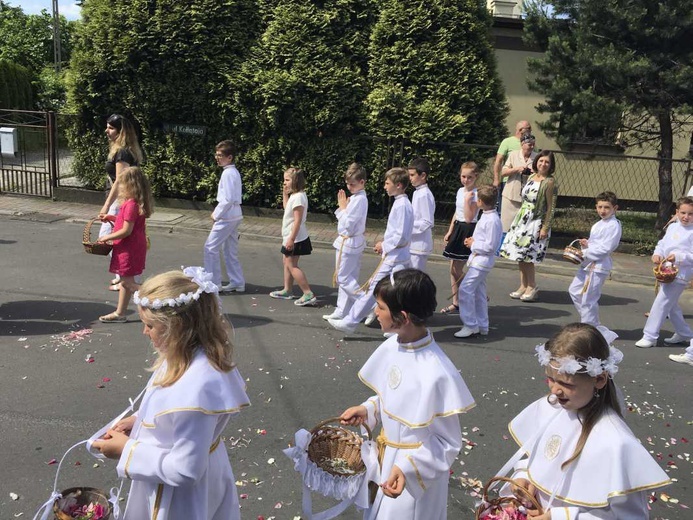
[118,167,154,217]
[137,270,234,387]
[545,323,622,470]
[107,114,144,165]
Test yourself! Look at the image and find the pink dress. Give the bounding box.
[110,199,147,276]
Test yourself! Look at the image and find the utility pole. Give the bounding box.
[52,0,62,72]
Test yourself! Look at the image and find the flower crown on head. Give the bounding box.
[535,343,624,377]
[133,266,219,310]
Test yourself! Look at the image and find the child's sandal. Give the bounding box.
[440,304,459,314]
[269,289,296,300]
[99,312,127,323]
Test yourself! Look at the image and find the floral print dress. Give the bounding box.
[499,178,550,263]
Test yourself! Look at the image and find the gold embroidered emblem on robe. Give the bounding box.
[388,366,402,389]
[544,434,562,460]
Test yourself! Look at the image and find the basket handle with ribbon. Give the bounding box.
[475,476,544,519]
[562,239,584,265]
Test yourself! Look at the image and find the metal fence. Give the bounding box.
[48,113,692,220]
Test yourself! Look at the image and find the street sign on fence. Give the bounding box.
[162,123,207,136]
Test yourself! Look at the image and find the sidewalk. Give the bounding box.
[0,193,656,287]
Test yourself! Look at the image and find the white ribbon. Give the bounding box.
[283,428,374,520]
[33,388,146,520]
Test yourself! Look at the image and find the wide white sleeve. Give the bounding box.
[212,170,235,220]
[550,491,649,520]
[360,395,380,432]
[394,414,462,500]
[117,411,219,486]
[337,195,367,236]
[582,222,621,263]
[412,192,435,235]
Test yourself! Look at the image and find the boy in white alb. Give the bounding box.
[323,163,369,321]
[568,191,622,336]
[407,158,435,271]
[203,140,245,292]
[635,196,693,348]
[454,186,503,338]
[328,168,413,334]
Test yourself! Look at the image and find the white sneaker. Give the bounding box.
[454,326,480,338]
[364,311,377,326]
[221,283,245,293]
[328,318,357,334]
[322,310,344,321]
[479,328,489,336]
[635,337,656,348]
[663,333,690,345]
[668,353,693,366]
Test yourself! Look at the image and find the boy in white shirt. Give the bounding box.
[203,140,245,292]
[408,157,436,271]
[322,163,369,321]
[328,168,413,334]
[568,192,622,335]
[454,185,503,338]
[636,196,693,348]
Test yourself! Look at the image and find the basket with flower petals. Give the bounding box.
[307,417,372,477]
[475,477,543,520]
[653,260,678,284]
[53,487,110,520]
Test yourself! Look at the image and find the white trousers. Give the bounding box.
[410,253,429,272]
[203,219,245,288]
[568,268,609,326]
[458,267,489,330]
[642,280,693,341]
[685,341,693,360]
[342,258,411,327]
[334,250,363,317]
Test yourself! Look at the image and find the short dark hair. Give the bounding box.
[216,140,236,158]
[532,150,556,175]
[345,162,367,182]
[595,191,618,206]
[408,157,430,176]
[373,269,436,327]
[476,185,497,207]
[385,167,409,189]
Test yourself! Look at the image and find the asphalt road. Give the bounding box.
[0,215,690,519]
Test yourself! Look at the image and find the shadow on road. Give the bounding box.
[0,300,114,336]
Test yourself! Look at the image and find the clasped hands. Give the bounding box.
[91,415,135,460]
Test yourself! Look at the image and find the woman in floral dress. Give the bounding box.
[500,150,557,302]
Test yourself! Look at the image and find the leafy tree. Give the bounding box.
[234,0,375,212]
[524,0,693,229]
[67,0,261,194]
[0,1,76,108]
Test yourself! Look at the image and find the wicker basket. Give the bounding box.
[53,487,111,520]
[82,218,112,256]
[307,417,372,477]
[653,260,678,284]
[475,476,543,520]
[562,239,584,265]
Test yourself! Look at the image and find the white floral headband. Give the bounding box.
[133,266,219,310]
[535,343,624,377]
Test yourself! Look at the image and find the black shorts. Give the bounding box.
[281,237,313,257]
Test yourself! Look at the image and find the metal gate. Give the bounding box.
[0,109,57,198]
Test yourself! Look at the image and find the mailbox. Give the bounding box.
[0,127,18,157]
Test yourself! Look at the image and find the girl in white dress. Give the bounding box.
[92,267,250,520]
[499,323,670,519]
[340,269,476,519]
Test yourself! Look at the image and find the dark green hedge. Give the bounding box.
[0,60,33,109]
[68,0,508,212]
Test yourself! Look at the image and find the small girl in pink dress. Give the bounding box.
[97,167,154,322]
